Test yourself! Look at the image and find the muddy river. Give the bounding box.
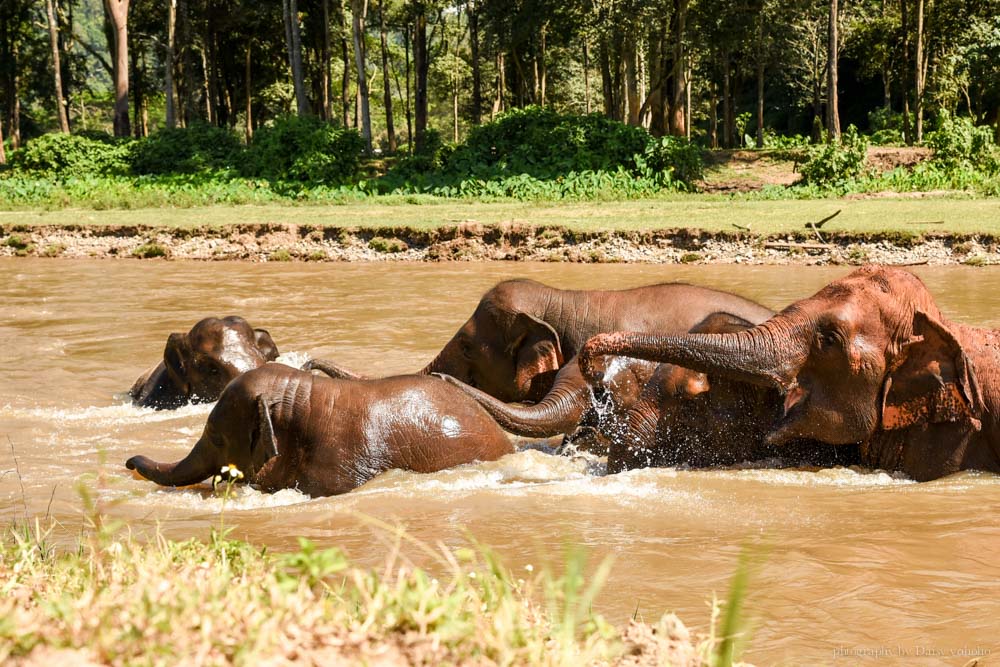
[1,258,998,664]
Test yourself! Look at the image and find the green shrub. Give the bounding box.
[132,124,243,175]
[368,236,408,253]
[12,132,132,176]
[799,126,870,186]
[440,106,649,180]
[927,111,999,173]
[243,115,364,184]
[636,135,704,186]
[269,248,294,261]
[133,242,168,258]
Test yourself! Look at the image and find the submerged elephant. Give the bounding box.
[580,265,1000,481]
[130,316,279,410]
[126,364,514,496]
[309,279,774,436]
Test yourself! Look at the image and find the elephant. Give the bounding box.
[309,278,775,437]
[126,363,515,496]
[129,316,280,410]
[440,311,855,470]
[579,265,1000,481]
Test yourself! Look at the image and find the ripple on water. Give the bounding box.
[1,400,215,427]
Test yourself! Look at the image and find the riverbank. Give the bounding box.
[2,212,999,266]
[0,525,734,666]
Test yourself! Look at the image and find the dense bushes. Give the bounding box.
[11,132,132,176]
[799,126,870,186]
[927,111,999,173]
[241,115,364,184]
[131,124,243,174]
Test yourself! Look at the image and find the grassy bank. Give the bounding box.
[3,197,999,236]
[0,522,738,666]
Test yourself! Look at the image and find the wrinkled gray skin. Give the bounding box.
[130,316,279,410]
[310,279,774,437]
[126,364,514,496]
[579,265,1000,481]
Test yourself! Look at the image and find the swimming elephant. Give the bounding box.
[309,279,775,436]
[126,364,514,496]
[579,265,1000,481]
[129,316,279,410]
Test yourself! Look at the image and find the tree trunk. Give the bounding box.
[378,0,396,151]
[245,42,253,142]
[284,0,308,116]
[538,24,547,107]
[200,47,212,123]
[647,20,666,137]
[709,87,718,148]
[404,24,413,150]
[914,0,924,142]
[625,38,640,125]
[131,45,143,137]
[827,0,841,141]
[756,29,765,148]
[322,0,331,120]
[165,0,177,128]
[583,40,591,114]
[722,52,732,148]
[46,0,70,133]
[469,1,481,124]
[492,50,504,118]
[338,0,351,127]
[0,115,6,164]
[352,0,372,152]
[900,0,911,144]
[105,0,130,137]
[413,5,428,151]
[669,0,687,136]
[599,37,614,118]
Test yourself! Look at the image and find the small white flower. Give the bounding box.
[467,571,477,579]
[524,564,534,572]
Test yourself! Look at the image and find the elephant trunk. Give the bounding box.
[441,371,587,438]
[303,358,366,380]
[126,437,219,487]
[579,319,806,392]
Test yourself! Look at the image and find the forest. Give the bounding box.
[0,0,998,204]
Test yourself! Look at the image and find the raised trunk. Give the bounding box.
[126,440,218,487]
[105,0,130,137]
[305,358,365,380]
[46,0,70,133]
[442,372,588,438]
[378,0,396,151]
[352,0,372,152]
[579,322,805,393]
[166,0,177,128]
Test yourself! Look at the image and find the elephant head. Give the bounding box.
[580,266,985,474]
[421,282,564,403]
[127,383,280,487]
[130,316,279,410]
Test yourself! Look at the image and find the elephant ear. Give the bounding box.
[254,328,280,361]
[163,333,192,396]
[507,312,564,402]
[881,311,983,432]
[250,396,280,478]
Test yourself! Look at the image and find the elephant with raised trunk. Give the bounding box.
[579,265,1000,481]
[310,278,774,437]
[126,364,514,496]
[130,316,279,410]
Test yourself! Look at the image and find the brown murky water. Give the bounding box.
[2,258,998,665]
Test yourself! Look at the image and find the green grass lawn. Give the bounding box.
[2,197,999,235]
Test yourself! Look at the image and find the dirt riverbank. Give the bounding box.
[2,221,1000,266]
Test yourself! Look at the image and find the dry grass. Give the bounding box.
[0,517,747,666]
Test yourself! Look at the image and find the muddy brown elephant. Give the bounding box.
[129,316,279,410]
[309,279,775,436]
[126,364,514,496]
[579,265,1000,481]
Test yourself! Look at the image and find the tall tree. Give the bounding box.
[827,0,841,140]
[352,0,373,151]
[165,0,177,128]
[378,0,396,151]
[46,0,70,133]
[105,0,131,137]
[413,2,428,150]
[914,0,925,141]
[283,0,308,115]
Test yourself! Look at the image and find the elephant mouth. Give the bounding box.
[766,381,809,445]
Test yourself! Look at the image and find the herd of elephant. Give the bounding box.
[126,265,1000,497]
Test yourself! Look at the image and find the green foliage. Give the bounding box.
[12,133,132,177]
[131,124,243,175]
[866,109,906,145]
[799,126,870,186]
[268,248,293,261]
[636,135,704,186]
[276,537,348,592]
[927,112,1000,173]
[368,236,408,253]
[132,242,168,258]
[242,115,365,184]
